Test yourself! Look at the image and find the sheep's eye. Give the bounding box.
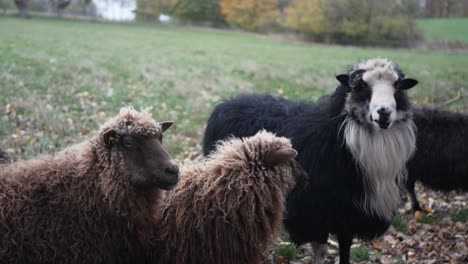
[122,138,134,148]
[354,80,366,91]
[159,134,163,142]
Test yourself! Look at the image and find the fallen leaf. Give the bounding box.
[414,211,424,221]
[424,206,433,213]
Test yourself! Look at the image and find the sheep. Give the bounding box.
[156,130,307,264]
[203,58,419,264]
[406,107,468,211]
[0,106,179,264]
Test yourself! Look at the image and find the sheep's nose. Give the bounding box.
[377,107,391,117]
[165,163,180,178]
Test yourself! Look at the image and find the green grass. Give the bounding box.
[274,242,298,260]
[392,214,408,233]
[451,209,468,222]
[418,18,468,43]
[1,16,467,159]
[420,214,436,225]
[351,246,370,262]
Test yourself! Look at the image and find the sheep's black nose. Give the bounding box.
[165,163,180,178]
[377,107,391,116]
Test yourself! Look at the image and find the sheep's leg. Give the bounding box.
[406,179,422,212]
[311,241,328,264]
[337,233,353,264]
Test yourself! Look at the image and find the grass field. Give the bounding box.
[1,16,467,159]
[418,18,468,43]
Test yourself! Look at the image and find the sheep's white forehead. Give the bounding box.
[357,58,399,87]
[355,58,395,72]
[362,68,399,87]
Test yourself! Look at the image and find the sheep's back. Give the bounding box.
[408,108,468,190]
[203,94,305,156]
[0,156,150,263]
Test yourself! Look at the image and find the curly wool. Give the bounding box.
[157,131,298,264]
[0,107,163,264]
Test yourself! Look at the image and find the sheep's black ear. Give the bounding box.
[160,121,174,132]
[264,148,298,168]
[102,129,117,147]
[336,74,349,86]
[397,78,418,90]
[349,69,366,88]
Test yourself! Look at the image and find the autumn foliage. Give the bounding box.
[284,0,327,36]
[220,0,278,31]
[284,0,422,46]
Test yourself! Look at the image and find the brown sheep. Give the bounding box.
[156,130,307,264]
[0,106,179,264]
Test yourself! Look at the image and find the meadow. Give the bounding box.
[1,16,467,160]
[418,18,468,43]
[0,16,467,263]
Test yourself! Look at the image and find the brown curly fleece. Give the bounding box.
[156,130,303,264]
[0,107,165,264]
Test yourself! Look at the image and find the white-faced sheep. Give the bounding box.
[0,106,179,263]
[156,130,307,264]
[407,107,468,211]
[203,58,418,264]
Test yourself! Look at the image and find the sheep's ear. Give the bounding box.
[160,121,174,132]
[102,129,117,147]
[264,148,298,168]
[349,69,366,88]
[397,78,418,90]
[336,74,349,86]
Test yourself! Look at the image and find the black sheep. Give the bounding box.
[203,58,419,264]
[406,107,468,211]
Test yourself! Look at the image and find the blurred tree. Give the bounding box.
[284,0,327,37]
[399,0,421,17]
[14,0,30,17]
[220,0,278,31]
[136,0,178,21]
[0,0,11,13]
[284,0,422,46]
[50,0,71,17]
[424,0,468,17]
[278,0,292,12]
[150,0,177,14]
[172,0,224,25]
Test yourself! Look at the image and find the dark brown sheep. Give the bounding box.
[0,106,179,264]
[156,130,307,264]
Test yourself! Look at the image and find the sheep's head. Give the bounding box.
[99,107,179,191]
[263,148,307,188]
[209,130,307,192]
[337,58,418,130]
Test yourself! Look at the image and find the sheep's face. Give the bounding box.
[287,159,308,189]
[264,148,307,189]
[103,121,179,191]
[337,59,418,130]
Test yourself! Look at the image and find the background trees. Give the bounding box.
[6,0,468,46]
[220,0,278,30]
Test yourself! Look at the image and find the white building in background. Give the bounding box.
[93,0,136,21]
